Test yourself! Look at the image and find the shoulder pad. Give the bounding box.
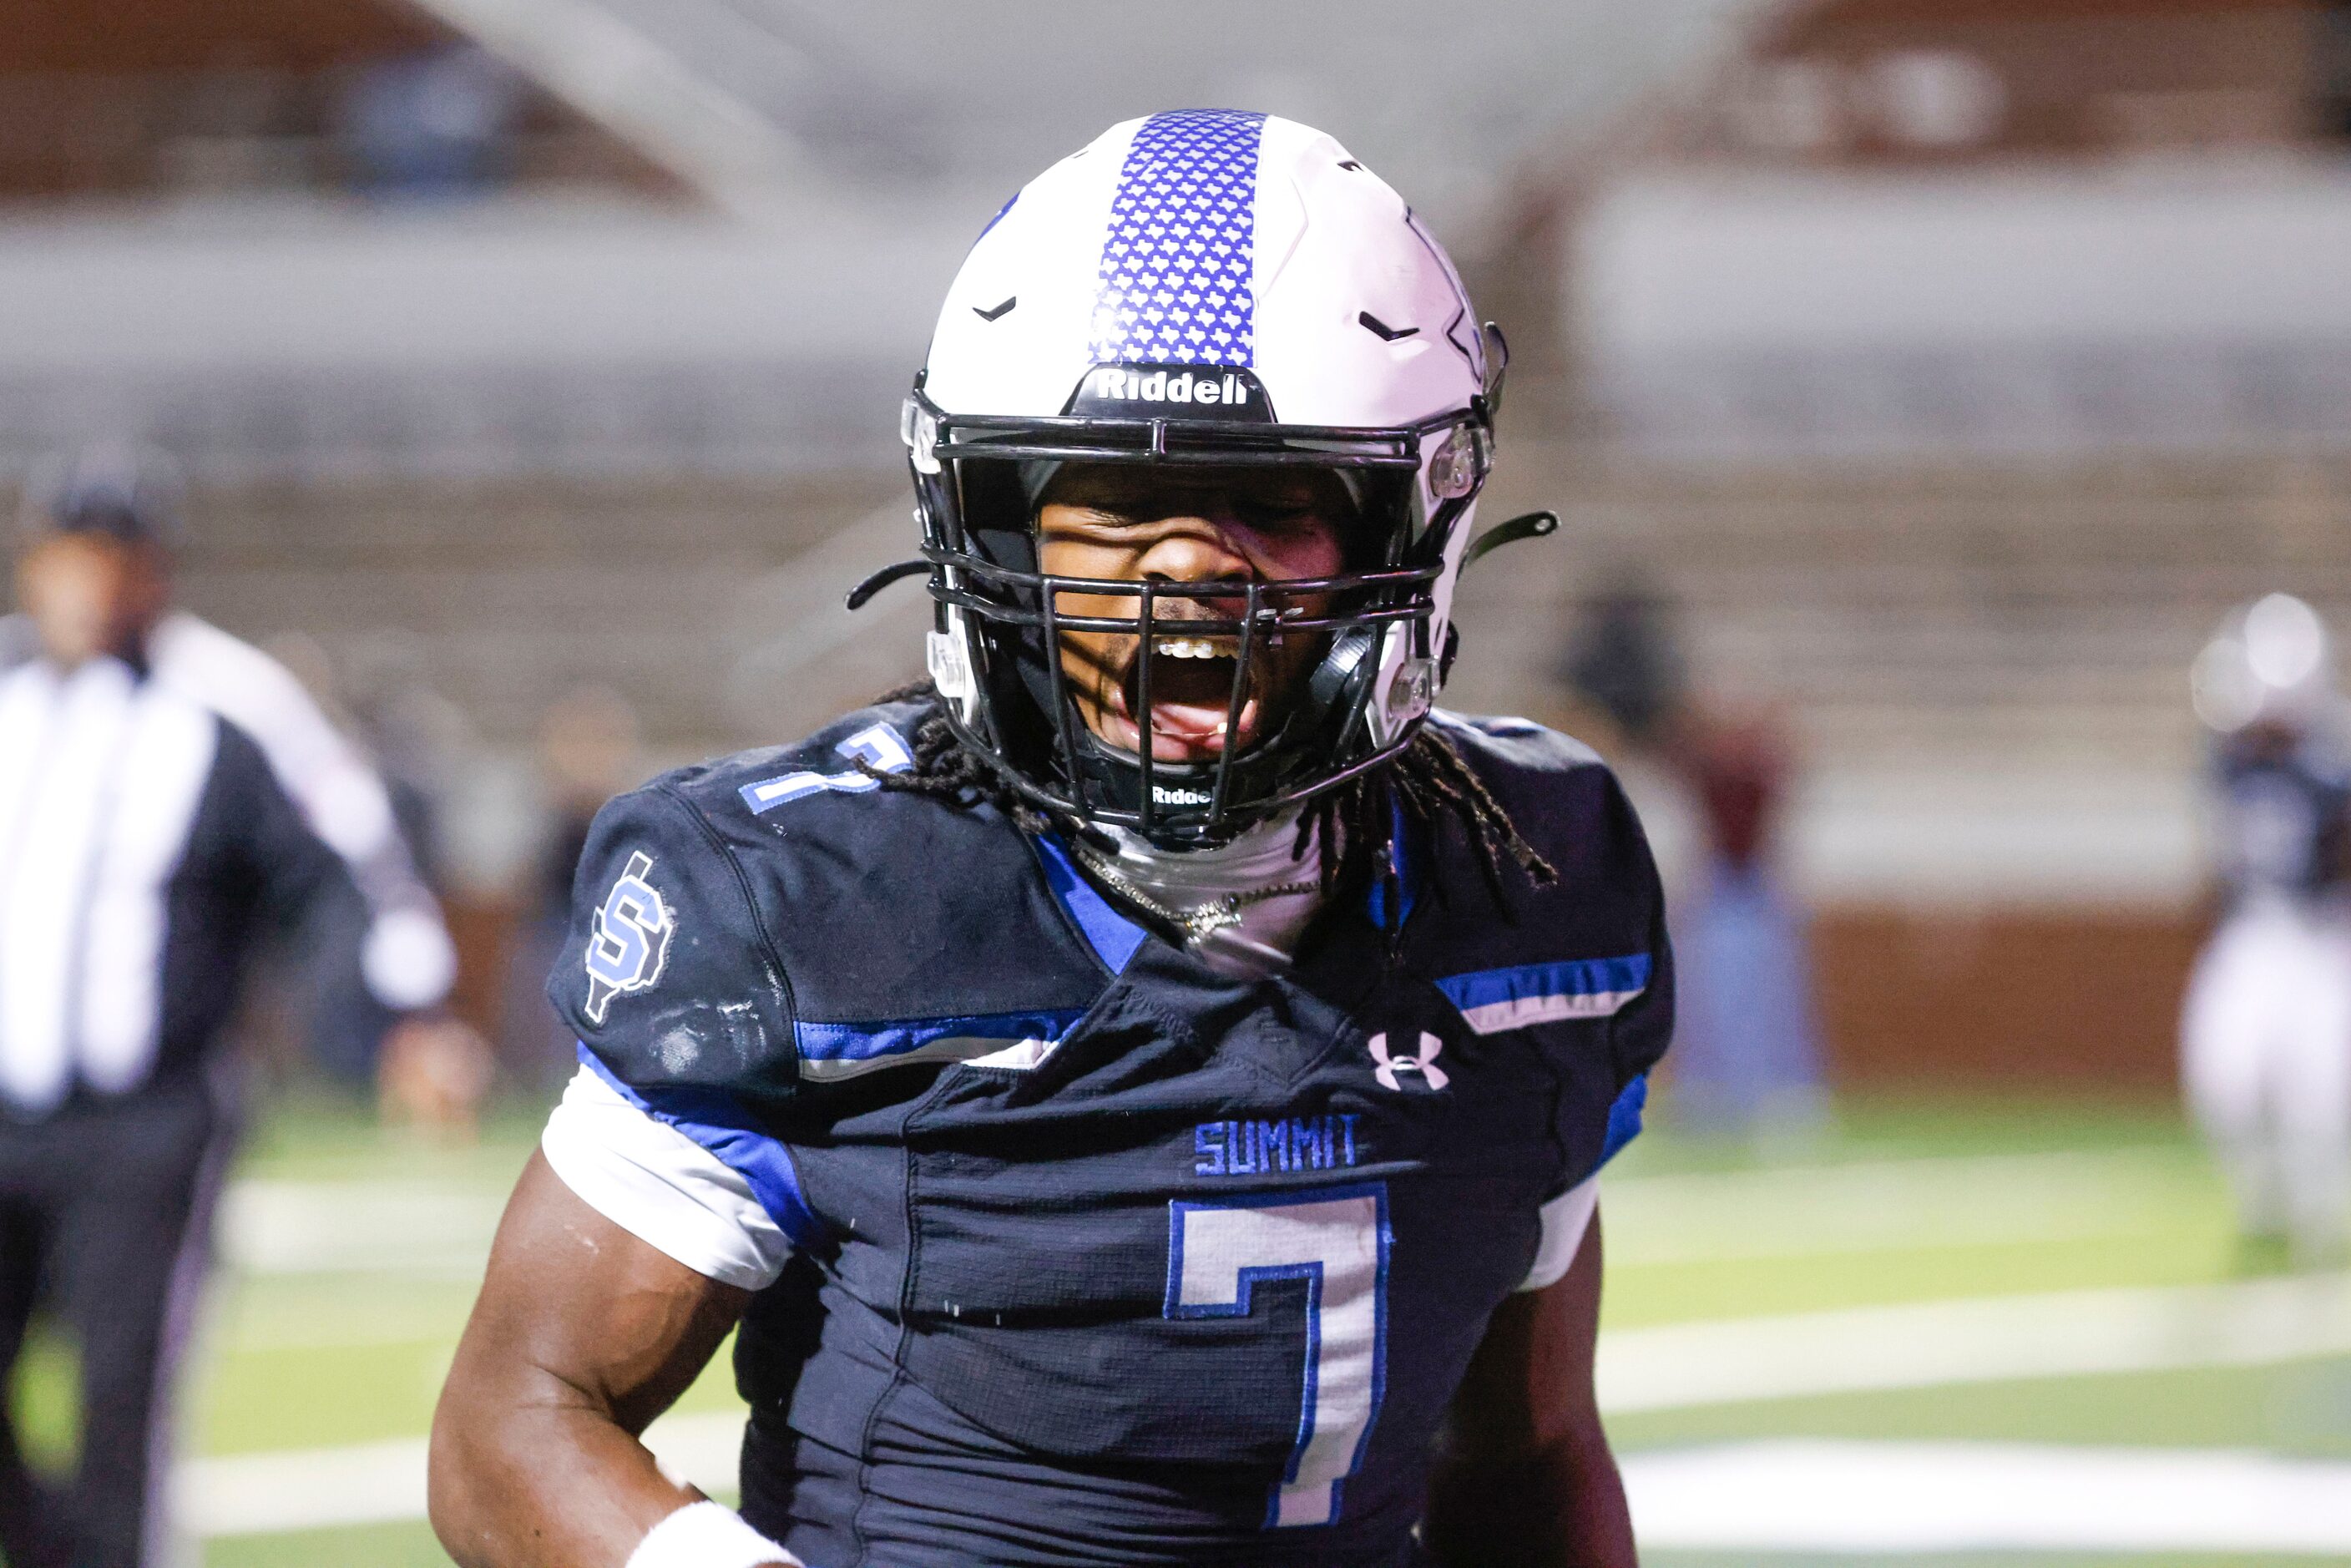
[549,775,797,1101]
[1428,709,1605,776]
[1414,711,1675,1173]
[554,701,1115,1100]
[1423,711,1641,902]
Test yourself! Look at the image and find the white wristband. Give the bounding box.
[625,1501,801,1568]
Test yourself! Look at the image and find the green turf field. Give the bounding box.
[23,1090,2329,1565]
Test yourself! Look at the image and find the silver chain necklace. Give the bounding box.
[1070,839,1326,943]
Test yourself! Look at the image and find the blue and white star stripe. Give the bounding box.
[1089,109,1267,367]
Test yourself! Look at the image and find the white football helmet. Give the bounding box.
[897,110,1510,845]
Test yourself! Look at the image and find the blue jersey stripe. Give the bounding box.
[1034,833,1150,974]
[1433,953,1653,1015]
[575,1043,824,1250]
[1090,109,1267,367]
[793,1008,1089,1065]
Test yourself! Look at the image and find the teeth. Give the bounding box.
[1159,638,1221,660]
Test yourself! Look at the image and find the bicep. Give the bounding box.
[429,1155,749,1567]
[1424,1211,1631,1567]
[447,1151,748,1434]
[1450,1203,1605,1461]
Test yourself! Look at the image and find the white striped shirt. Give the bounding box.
[0,615,453,1111]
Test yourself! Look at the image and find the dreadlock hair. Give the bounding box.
[862,680,1556,907]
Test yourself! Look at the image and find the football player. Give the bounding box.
[431,112,1671,1567]
[2183,593,2351,1264]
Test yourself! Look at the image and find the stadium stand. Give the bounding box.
[1475,0,2351,1086]
[0,0,669,202]
[7,0,2348,1091]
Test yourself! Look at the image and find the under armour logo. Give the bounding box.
[1368,1030,1449,1093]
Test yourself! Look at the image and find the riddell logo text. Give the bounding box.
[1089,367,1253,409]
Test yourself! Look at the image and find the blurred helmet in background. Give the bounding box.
[2192,593,2335,734]
[902,110,1505,845]
[17,442,187,552]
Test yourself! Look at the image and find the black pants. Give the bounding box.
[0,1083,228,1568]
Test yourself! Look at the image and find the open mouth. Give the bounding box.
[1107,634,1263,762]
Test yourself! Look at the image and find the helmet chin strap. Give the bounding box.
[1065,710,1304,848]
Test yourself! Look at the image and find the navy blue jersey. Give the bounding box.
[2212,727,2351,905]
[549,701,1671,1567]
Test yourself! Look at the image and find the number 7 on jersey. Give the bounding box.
[1165,1183,1392,1528]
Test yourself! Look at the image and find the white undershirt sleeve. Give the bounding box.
[540,1067,793,1292]
[1516,1173,1600,1292]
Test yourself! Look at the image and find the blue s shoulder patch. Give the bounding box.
[583,850,675,1024]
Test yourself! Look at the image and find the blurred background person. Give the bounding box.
[1552,568,1690,760]
[258,633,476,1101]
[1547,566,1704,919]
[498,683,644,1090]
[342,655,493,1127]
[2182,593,2351,1267]
[1666,702,1831,1141]
[0,444,468,1566]
[1555,569,1828,1139]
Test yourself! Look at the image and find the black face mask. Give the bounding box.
[893,366,1491,847]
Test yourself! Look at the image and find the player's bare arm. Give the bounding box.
[1428,1212,1636,1568]
[428,1155,760,1568]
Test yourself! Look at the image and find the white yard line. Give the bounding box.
[1623,1440,2351,1555]
[1606,1145,2182,1210]
[182,1272,2351,1539]
[179,1435,427,1535]
[215,1180,507,1278]
[1598,1269,2351,1412]
[204,1146,2199,1286]
[178,1409,744,1537]
[1601,1146,2201,1266]
[189,1425,2351,1551]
